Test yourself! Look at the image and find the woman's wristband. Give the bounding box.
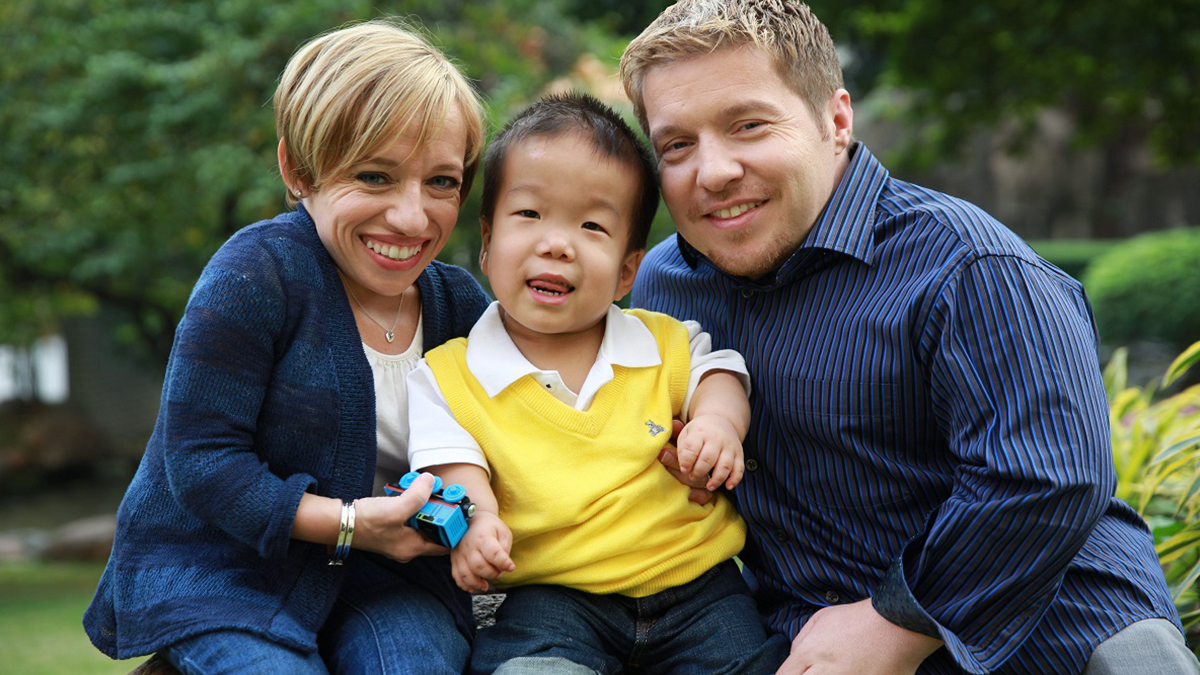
[329,500,356,565]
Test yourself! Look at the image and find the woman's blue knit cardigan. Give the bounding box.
[83,205,489,659]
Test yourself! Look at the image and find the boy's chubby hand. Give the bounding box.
[451,511,515,593]
[675,413,745,491]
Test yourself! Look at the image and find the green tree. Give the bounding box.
[0,0,620,363]
[809,0,1200,234]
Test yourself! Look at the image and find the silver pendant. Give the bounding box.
[385,330,395,343]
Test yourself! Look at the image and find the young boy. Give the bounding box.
[405,93,788,674]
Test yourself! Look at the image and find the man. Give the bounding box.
[619,2,1197,674]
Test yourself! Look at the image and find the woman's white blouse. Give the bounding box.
[363,314,423,494]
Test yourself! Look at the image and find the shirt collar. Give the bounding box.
[675,142,890,285]
[464,302,661,398]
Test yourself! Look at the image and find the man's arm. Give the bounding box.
[783,255,1112,674]
[874,255,1112,672]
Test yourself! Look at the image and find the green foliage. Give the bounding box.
[0,562,141,674]
[558,0,673,35]
[1083,228,1200,348]
[1104,342,1200,646]
[0,0,627,362]
[810,0,1200,169]
[1026,238,1119,281]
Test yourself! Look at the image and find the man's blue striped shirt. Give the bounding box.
[633,144,1179,674]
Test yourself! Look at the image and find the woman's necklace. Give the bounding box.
[344,283,404,343]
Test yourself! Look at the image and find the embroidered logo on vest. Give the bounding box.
[646,419,666,436]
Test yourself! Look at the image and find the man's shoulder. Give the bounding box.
[641,234,687,271]
[635,235,704,293]
[622,306,688,334]
[881,177,1038,262]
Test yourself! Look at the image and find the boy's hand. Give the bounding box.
[659,420,716,505]
[676,413,745,491]
[450,511,515,593]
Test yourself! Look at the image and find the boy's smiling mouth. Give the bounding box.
[527,274,575,298]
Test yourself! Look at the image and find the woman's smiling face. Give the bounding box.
[303,105,469,303]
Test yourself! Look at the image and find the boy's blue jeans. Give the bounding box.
[470,560,790,675]
[164,554,473,675]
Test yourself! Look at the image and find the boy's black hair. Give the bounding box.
[480,92,659,252]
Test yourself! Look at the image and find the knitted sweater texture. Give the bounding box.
[425,309,746,597]
[83,205,489,659]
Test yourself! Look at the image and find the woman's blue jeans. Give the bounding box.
[165,553,473,675]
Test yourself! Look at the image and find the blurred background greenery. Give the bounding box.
[1,0,1198,671]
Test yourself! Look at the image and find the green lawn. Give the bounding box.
[0,562,149,675]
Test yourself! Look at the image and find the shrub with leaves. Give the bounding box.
[1085,228,1200,349]
[1105,340,1200,650]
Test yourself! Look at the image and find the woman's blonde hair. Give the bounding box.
[620,0,843,133]
[275,19,485,204]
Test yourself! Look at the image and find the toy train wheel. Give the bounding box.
[397,471,420,490]
[441,484,467,503]
[398,471,444,494]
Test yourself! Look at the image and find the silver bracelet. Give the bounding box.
[329,500,356,565]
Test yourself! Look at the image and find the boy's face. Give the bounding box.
[481,131,644,344]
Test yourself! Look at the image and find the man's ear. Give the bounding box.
[828,88,854,154]
[479,217,492,275]
[614,248,646,302]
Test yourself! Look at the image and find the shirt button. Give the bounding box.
[825,590,840,604]
[773,528,788,542]
[746,459,759,472]
[740,289,754,299]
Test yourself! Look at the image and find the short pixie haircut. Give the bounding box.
[275,19,485,205]
[480,92,659,252]
[620,0,843,135]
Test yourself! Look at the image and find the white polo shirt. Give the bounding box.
[403,302,750,474]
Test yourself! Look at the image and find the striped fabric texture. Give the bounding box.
[632,144,1180,674]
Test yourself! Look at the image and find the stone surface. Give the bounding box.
[41,514,116,562]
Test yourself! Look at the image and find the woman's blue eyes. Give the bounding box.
[354,173,461,190]
[430,176,461,190]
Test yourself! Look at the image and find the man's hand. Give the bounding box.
[676,413,745,490]
[450,511,514,593]
[777,599,942,675]
[659,420,716,505]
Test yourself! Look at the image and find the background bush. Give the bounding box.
[1028,239,1119,281]
[1084,228,1200,348]
[1105,342,1200,649]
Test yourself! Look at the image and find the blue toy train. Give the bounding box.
[383,471,476,548]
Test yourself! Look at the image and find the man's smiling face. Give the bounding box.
[643,45,852,278]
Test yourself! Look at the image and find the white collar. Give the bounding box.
[464,301,662,400]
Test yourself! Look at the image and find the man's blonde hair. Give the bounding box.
[620,0,843,133]
[275,19,485,204]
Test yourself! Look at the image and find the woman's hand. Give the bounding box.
[348,473,451,562]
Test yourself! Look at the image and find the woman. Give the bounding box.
[83,20,490,675]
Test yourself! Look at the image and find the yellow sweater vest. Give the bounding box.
[425,309,746,597]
